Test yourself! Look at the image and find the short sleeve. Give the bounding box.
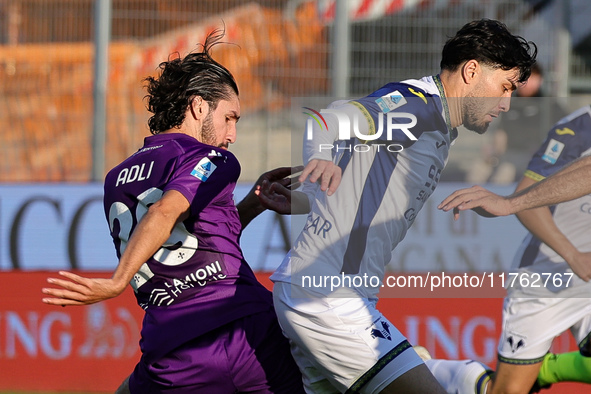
[525,110,591,180]
[165,151,239,216]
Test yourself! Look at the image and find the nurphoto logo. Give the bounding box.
[303,106,418,153]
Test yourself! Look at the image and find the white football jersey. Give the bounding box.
[511,105,591,294]
[271,76,457,298]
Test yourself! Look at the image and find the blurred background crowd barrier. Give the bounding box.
[1,0,591,183]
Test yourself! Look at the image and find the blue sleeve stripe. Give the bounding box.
[336,141,353,173]
[518,236,541,268]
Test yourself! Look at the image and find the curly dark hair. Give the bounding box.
[440,19,537,84]
[144,29,239,134]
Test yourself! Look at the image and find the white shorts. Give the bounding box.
[273,282,423,394]
[498,296,591,364]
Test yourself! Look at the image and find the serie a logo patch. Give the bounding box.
[541,138,565,165]
[375,90,407,113]
[191,157,217,181]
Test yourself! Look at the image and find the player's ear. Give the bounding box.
[189,96,209,120]
[461,60,480,85]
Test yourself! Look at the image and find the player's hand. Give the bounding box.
[255,179,291,214]
[566,252,591,282]
[256,166,303,190]
[299,159,341,196]
[42,271,126,306]
[247,166,303,206]
[238,166,304,226]
[255,180,310,214]
[254,165,311,214]
[437,185,512,220]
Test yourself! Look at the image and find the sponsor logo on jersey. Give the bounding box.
[375,90,407,113]
[191,157,217,181]
[184,260,226,284]
[148,261,227,306]
[404,208,416,222]
[149,288,175,306]
[137,144,163,154]
[541,138,565,164]
[208,149,223,157]
[580,202,591,214]
[555,127,575,136]
[304,214,333,238]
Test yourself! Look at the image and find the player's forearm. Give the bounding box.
[514,176,577,261]
[508,159,591,210]
[237,195,264,229]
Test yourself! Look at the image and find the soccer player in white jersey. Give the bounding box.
[267,19,537,394]
[439,106,591,394]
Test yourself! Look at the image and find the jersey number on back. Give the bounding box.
[108,187,198,268]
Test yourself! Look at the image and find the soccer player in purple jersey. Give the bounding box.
[41,30,304,394]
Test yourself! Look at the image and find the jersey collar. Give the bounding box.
[434,74,458,142]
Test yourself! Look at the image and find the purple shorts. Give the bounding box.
[129,307,305,393]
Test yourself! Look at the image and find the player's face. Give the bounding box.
[200,92,241,150]
[463,66,520,134]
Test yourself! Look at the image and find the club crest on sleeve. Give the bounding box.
[370,320,392,341]
[191,157,217,181]
[541,138,565,164]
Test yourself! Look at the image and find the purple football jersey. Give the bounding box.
[103,133,272,362]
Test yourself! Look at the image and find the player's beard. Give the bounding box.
[462,96,491,135]
[200,111,228,149]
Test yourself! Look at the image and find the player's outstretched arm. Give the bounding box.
[439,155,591,219]
[437,185,516,219]
[42,190,190,306]
[506,155,591,210]
[41,271,126,306]
[511,155,591,210]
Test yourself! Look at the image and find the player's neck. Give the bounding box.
[165,120,201,141]
[438,71,463,128]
